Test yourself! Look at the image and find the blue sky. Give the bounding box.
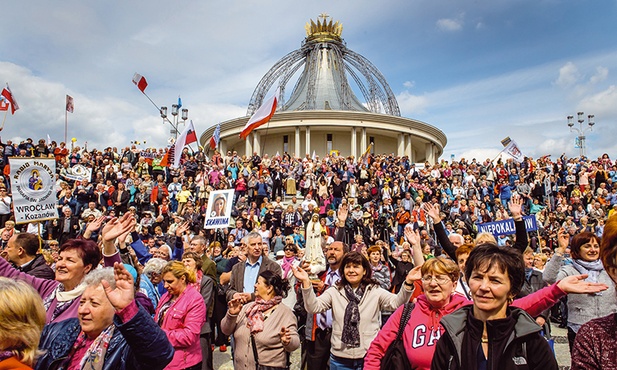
[1,0,616,161]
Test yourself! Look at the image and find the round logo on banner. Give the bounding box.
[69,164,90,179]
[14,163,54,203]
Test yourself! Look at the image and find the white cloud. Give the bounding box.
[436,18,463,32]
[396,91,430,115]
[589,66,609,84]
[403,81,415,89]
[555,62,580,87]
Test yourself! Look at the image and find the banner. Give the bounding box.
[63,164,93,182]
[9,158,58,224]
[204,189,235,229]
[476,215,537,237]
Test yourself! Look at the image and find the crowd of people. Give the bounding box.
[1,137,617,369]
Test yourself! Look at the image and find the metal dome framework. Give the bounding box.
[246,15,401,117]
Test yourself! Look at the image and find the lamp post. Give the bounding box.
[567,112,594,157]
[160,104,189,139]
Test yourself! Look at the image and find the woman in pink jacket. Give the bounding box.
[156,261,206,370]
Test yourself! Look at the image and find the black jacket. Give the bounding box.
[36,303,174,370]
[431,305,557,370]
[20,254,54,280]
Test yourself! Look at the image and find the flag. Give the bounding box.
[239,88,279,139]
[500,136,512,147]
[504,140,524,163]
[173,120,198,167]
[177,95,182,109]
[132,73,148,93]
[1,84,19,115]
[209,123,221,150]
[312,150,316,161]
[47,134,51,145]
[360,142,373,165]
[66,94,74,113]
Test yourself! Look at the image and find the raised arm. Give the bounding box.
[508,194,528,253]
[425,203,457,260]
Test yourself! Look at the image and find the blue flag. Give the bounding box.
[177,95,182,109]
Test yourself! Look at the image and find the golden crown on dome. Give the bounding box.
[305,13,343,42]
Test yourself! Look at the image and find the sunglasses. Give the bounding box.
[284,248,295,252]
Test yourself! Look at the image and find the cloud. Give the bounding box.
[436,18,463,32]
[555,62,580,87]
[589,66,609,84]
[403,81,415,89]
[396,91,430,115]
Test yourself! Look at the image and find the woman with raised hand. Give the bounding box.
[543,228,617,351]
[221,270,299,369]
[294,251,418,370]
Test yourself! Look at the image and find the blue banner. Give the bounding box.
[476,215,537,237]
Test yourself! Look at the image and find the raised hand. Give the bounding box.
[175,221,191,237]
[86,216,106,233]
[102,262,135,311]
[404,226,421,247]
[424,202,442,223]
[227,297,244,315]
[508,194,523,220]
[557,227,569,252]
[292,265,310,288]
[102,213,135,244]
[557,274,609,294]
[405,265,423,284]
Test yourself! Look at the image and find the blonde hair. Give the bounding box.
[474,232,497,245]
[162,260,196,284]
[421,256,460,281]
[0,278,46,366]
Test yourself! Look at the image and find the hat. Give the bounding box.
[363,212,372,218]
[276,250,285,258]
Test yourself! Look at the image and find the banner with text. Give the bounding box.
[204,189,235,229]
[476,215,537,237]
[9,158,58,224]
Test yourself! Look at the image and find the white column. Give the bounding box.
[295,126,301,159]
[351,127,357,159]
[219,140,227,156]
[425,142,435,164]
[245,134,252,157]
[361,127,367,152]
[397,133,404,157]
[305,126,311,157]
[253,131,261,156]
[404,134,412,160]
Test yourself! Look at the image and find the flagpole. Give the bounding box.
[64,107,68,145]
[0,109,7,131]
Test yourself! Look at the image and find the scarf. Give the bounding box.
[281,256,296,278]
[73,325,115,370]
[246,296,282,334]
[43,282,87,322]
[341,284,365,348]
[571,258,604,283]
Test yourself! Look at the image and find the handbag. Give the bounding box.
[251,334,290,370]
[380,302,415,370]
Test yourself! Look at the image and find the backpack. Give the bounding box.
[380,302,415,370]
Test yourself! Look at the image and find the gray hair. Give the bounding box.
[246,231,262,243]
[82,267,116,290]
[143,257,167,277]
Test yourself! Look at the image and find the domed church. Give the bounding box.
[200,14,446,162]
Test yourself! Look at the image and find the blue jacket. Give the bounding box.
[36,303,174,370]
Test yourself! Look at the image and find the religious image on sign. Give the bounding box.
[204,189,235,229]
[10,158,58,224]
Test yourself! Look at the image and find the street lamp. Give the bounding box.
[567,112,594,157]
[160,103,189,139]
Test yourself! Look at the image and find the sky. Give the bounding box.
[1,0,617,162]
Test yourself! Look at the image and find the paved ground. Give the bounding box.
[214,323,572,369]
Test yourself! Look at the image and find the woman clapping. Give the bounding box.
[221,270,299,369]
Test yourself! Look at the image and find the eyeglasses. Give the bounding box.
[421,275,452,285]
[284,248,295,252]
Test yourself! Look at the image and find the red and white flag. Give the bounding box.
[1,84,19,115]
[239,88,279,139]
[66,94,74,113]
[209,123,221,150]
[173,120,198,167]
[132,73,148,93]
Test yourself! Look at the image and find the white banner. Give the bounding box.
[9,158,58,224]
[63,164,93,182]
[204,189,235,229]
[504,140,525,163]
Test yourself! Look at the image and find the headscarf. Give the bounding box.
[246,296,282,334]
